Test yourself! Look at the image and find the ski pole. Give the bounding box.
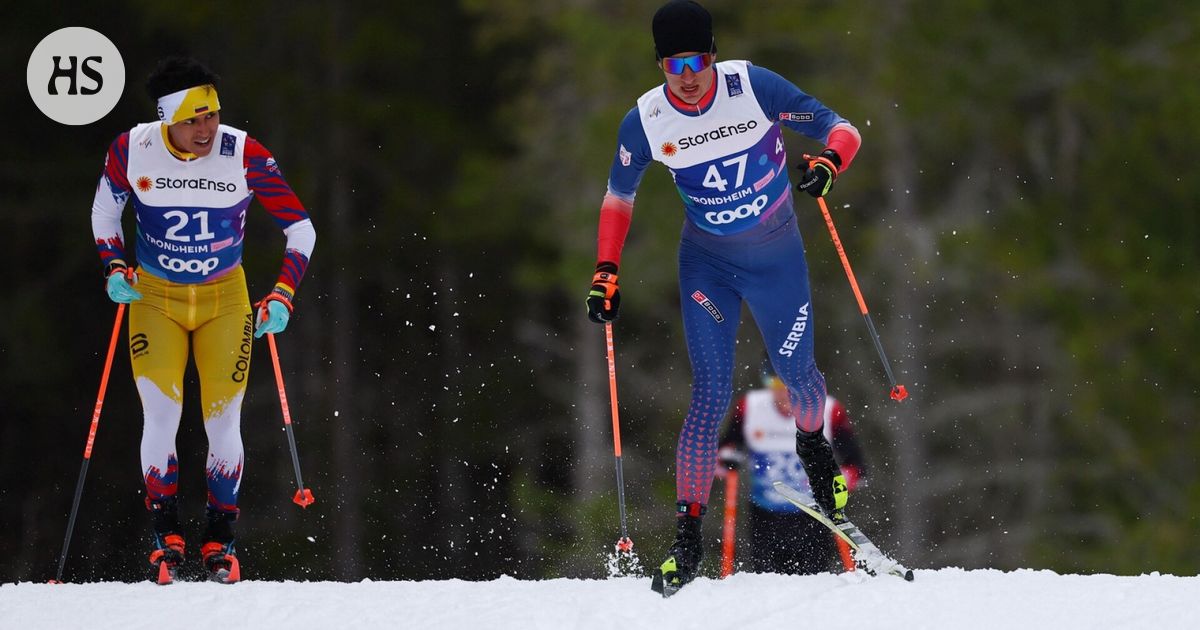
[719,468,739,577]
[266,332,315,508]
[604,322,634,554]
[53,303,125,583]
[835,534,856,572]
[812,190,908,402]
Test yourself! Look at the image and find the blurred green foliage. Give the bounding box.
[1,0,1195,582]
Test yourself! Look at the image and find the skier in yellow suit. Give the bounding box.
[90,56,315,582]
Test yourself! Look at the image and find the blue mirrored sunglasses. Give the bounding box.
[661,53,714,75]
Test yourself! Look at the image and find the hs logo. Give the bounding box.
[47,55,105,95]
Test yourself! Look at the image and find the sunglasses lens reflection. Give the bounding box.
[663,53,711,75]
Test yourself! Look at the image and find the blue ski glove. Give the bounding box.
[104,263,142,303]
[254,287,294,338]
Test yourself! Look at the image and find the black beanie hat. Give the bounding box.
[652,0,716,60]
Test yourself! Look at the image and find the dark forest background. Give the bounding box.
[2,1,1197,583]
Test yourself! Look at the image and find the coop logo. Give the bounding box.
[677,120,757,150]
[26,27,125,126]
[690,290,725,323]
[158,255,219,276]
[154,177,238,192]
[777,302,810,358]
[704,194,768,225]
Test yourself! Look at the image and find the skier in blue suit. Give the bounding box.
[584,0,865,594]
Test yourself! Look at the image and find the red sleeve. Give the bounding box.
[596,193,633,266]
[829,396,868,487]
[828,397,849,432]
[244,136,309,227]
[94,133,131,268]
[825,125,861,173]
[104,132,131,193]
[244,137,312,295]
[841,464,862,490]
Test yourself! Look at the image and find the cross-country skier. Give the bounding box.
[717,370,867,575]
[584,0,893,594]
[90,56,315,583]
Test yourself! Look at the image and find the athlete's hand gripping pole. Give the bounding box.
[265,331,316,508]
[812,188,908,402]
[52,304,125,583]
[604,322,634,555]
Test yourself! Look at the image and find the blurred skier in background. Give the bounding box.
[717,369,867,574]
[90,56,315,583]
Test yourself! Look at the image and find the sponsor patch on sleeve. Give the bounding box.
[779,112,814,122]
[619,144,632,167]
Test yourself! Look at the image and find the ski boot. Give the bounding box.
[147,497,184,585]
[795,428,849,523]
[796,430,914,580]
[650,502,705,597]
[201,508,241,584]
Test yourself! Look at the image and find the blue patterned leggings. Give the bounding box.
[675,215,827,505]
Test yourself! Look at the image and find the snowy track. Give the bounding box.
[5,568,1197,629]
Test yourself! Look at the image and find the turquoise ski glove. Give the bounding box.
[254,288,294,338]
[104,263,142,304]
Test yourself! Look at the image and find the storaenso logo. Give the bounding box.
[678,120,758,150]
[154,177,238,193]
[26,27,125,126]
[158,255,219,275]
[705,194,768,225]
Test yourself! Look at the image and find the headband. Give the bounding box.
[157,84,221,125]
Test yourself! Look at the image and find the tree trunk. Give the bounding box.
[325,0,363,580]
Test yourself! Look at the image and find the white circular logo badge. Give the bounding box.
[27,27,125,126]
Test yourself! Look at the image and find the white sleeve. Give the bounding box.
[283,218,316,258]
[91,175,129,259]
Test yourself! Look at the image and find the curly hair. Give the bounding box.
[145,56,220,99]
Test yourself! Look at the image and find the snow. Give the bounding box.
[4,569,1196,629]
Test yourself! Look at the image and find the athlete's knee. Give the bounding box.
[774,354,820,384]
[204,416,244,452]
[140,404,183,433]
